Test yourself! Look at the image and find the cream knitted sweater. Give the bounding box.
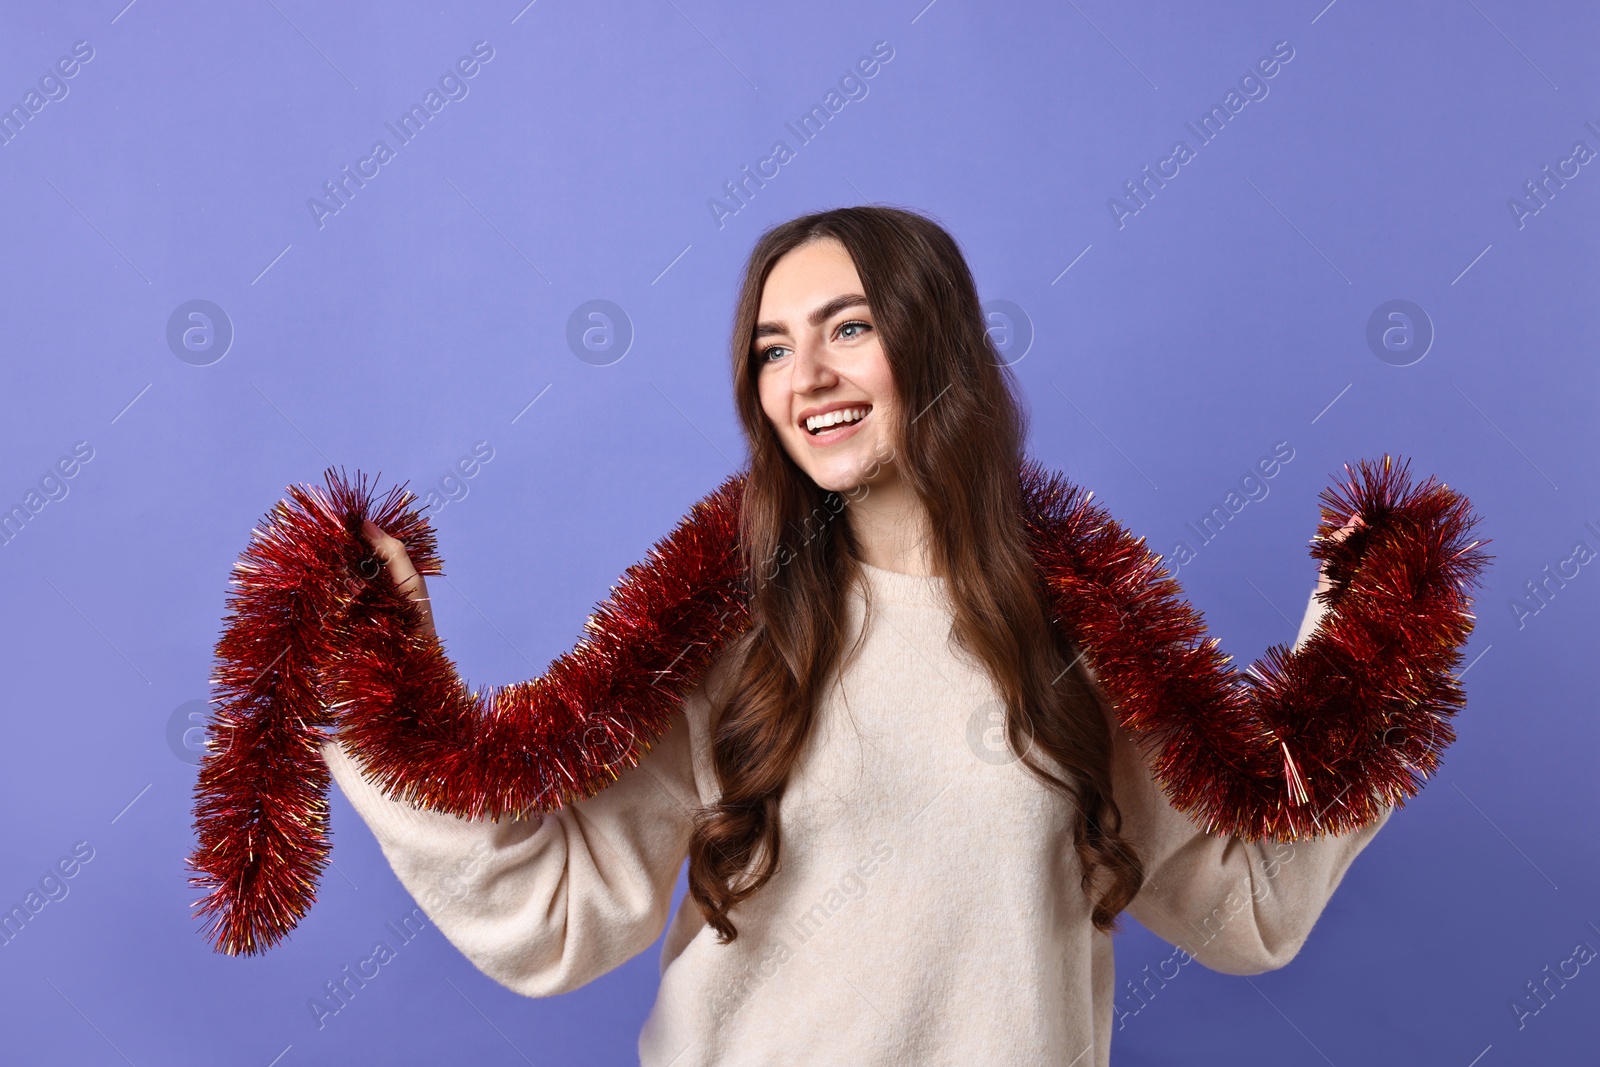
[322,560,1391,1066]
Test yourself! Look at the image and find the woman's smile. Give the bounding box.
[800,403,873,446]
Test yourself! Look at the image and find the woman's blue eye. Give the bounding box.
[755,321,869,364]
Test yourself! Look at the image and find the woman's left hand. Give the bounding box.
[1315,511,1365,595]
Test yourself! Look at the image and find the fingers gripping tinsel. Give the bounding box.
[190,454,1488,955]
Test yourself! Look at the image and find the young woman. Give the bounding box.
[337,206,1383,1065]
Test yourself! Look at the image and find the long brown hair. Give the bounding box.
[686,205,1144,942]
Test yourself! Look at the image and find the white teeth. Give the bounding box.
[805,406,868,434]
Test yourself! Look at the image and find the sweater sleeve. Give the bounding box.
[320,696,705,997]
[1106,583,1394,976]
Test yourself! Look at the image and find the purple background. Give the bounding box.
[1,1,1596,1063]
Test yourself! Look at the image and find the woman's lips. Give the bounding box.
[803,407,869,447]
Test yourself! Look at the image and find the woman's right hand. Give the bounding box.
[362,519,438,640]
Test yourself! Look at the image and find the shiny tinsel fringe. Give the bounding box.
[189,455,1488,955]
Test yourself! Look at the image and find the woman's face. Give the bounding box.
[754,238,900,495]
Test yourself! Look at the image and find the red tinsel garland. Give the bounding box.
[188,455,1489,956]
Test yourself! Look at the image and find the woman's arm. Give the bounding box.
[321,698,704,997]
[1106,584,1392,976]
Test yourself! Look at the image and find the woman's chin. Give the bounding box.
[803,471,860,496]
[785,431,895,497]
[805,460,891,499]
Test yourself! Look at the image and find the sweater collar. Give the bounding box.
[855,559,949,609]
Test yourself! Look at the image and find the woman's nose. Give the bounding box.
[790,339,837,393]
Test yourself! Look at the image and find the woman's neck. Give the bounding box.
[844,469,937,577]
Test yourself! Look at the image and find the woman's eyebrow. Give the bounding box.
[754,294,869,339]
